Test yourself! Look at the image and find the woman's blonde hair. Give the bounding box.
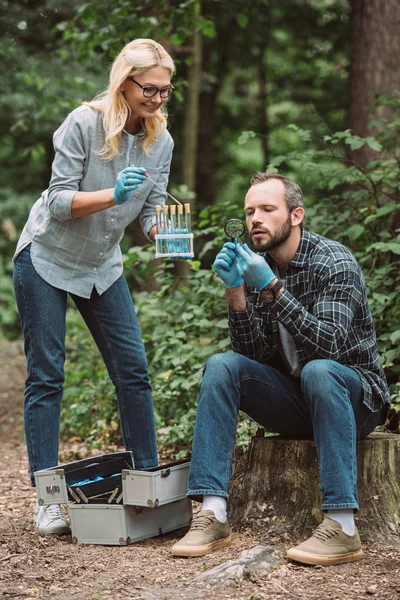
[85,39,175,159]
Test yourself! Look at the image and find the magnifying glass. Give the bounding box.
[224,218,245,242]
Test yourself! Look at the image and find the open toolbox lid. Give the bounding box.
[34,451,134,505]
[122,459,190,507]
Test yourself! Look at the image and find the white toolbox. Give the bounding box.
[34,452,134,506]
[69,498,192,545]
[122,460,190,507]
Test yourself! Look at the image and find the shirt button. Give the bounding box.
[105,235,109,240]
[93,267,97,272]
[111,218,115,223]
[99,252,104,257]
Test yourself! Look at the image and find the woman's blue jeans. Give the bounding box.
[187,352,383,511]
[13,246,158,485]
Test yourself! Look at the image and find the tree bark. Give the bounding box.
[229,432,400,545]
[181,30,203,206]
[348,0,400,165]
[175,26,203,282]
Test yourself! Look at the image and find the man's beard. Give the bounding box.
[250,213,292,253]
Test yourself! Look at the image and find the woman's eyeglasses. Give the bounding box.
[128,77,175,98]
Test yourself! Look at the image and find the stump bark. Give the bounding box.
[228,432,400,545]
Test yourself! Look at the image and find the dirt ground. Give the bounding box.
[0,340,399,600]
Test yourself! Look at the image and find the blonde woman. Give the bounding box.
[13,39,175,535]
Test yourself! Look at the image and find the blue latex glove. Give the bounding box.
[213,241,243,288]
[113,167,148,205]
[235,243,275,290]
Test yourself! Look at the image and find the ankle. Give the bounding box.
[327,509,355,536]
[202,495,227,523]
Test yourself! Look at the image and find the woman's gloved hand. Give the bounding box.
[113,167,148,205]
[235,243,275,290]
[213,241,244,288]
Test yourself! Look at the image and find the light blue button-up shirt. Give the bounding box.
[14,104,174,299]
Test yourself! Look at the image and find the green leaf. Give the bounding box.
[238,130,256,145]
[237,13,249,28]
[390,331,400,345]
[344,224,365,240]
[345,136,364,151]
[372,293,390,305]
[387,243,400,255]
[365,137,383,152]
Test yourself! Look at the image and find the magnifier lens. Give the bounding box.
[224,218,245,240]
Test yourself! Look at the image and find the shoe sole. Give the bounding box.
[36,527,71,536]
[286,548,364,566]
[171,535,232,557]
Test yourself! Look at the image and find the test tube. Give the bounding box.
[170,205,176,256]
[184,204,191,233]
[155,205,161,234]
[163,205,169,254]
[155,205,162,256]
[177,204,184,254]
[184,204,191,255]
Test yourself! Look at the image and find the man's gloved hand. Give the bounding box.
[113,167,148,205]
[235,243,275,290]
[213,241,244,288]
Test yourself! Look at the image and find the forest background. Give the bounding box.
[0,0,399,458]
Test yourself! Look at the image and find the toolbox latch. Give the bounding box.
[160,468,170,478]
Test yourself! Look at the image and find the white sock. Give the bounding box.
[202,495,227,523]
[327,509,355,536]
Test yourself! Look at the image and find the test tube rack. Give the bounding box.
[155,203,194,259]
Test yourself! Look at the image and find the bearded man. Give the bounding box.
[171,172,390,565]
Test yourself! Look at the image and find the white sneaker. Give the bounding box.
[34,502,70,535]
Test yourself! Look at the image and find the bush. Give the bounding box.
[0,189,37,339]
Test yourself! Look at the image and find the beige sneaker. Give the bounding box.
[286,517,364,566]
[171,509,232,557]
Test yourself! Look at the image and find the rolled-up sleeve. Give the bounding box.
[46,113,86,222]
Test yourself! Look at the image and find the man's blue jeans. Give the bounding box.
[13,245,158,485]
[187,352,383,511]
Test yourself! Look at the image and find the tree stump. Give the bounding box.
[228,432,400,545]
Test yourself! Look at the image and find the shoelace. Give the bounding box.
[313,524,341,541]
[42,504,65,525]
[189,514,215,531]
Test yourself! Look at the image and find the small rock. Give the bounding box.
[366,585,378,595]
[196,545,279,583]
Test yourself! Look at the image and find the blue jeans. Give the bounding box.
[188,352,383,511]
[13,245,158,485]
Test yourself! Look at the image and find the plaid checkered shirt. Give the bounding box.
[228,229,391,417]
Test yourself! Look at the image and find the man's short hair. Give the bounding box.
[250,172,304,211]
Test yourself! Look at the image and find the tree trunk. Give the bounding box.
[229,432,400,545]
[175,26,203,282]
[255,5,270,169]
[181,29,202,208]
[348,0,400,165]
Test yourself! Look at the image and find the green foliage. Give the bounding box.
[0,190,37,339]
[263,96,400,386]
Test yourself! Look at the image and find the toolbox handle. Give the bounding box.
[160,468,170,478]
